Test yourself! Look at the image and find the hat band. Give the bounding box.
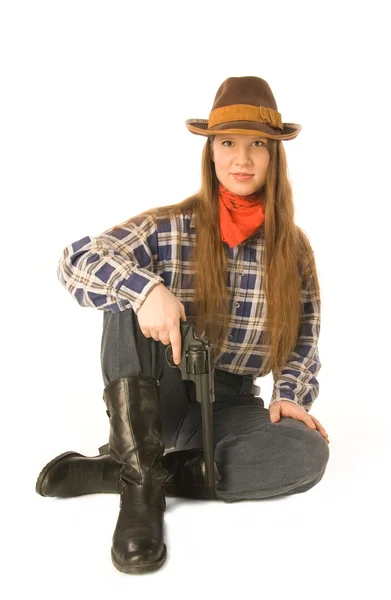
[208,104,283,132]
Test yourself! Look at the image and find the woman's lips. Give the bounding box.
[232,174,254,181]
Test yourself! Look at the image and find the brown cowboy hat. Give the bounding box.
[185,76,301,141]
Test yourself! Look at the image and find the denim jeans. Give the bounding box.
[100,308,330,502]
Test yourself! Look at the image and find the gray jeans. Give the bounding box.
[100,308,330,503]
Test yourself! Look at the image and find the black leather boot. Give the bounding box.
[103,375,169,574]
[36,444,220,500]
[35,450,120,497]
[162,448,220,499]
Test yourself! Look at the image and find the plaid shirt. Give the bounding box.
[57,210,321,412]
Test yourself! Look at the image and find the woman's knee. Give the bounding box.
[213,422,329,500]
[262,418,330,478]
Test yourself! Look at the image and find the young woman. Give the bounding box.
[36,76,330,575]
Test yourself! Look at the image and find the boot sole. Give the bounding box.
[111,544,167,574]
[35,451,83,496]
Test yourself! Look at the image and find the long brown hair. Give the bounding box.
[107,136,320,373]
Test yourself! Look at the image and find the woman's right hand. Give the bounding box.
[137,283,187,365]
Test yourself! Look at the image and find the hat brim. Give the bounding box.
[185,119,301,141]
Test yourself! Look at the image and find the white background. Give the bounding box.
[1,0,390,597]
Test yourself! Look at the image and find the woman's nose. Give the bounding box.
[234,147,251,164]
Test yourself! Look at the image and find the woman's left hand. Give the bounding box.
[269,400,329,444]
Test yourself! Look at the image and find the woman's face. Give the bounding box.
[210,133,270,196]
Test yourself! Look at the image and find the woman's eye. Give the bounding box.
[222,140,264,147]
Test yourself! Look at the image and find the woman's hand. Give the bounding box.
[269,400,329,444]
[137,283,187,365]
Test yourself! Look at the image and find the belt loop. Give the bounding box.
[239,375,254,396]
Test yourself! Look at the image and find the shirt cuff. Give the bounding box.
[269,397,299,407]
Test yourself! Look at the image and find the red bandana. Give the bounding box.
[218,182,265,248]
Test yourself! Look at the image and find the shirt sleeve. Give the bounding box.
[269,272,322,412]
[57,214,165,313]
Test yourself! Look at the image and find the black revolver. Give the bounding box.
[165,320,217,491]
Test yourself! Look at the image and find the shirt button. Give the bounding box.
[235,302,240,308]
[240,270,245,276]
[228,334,233,340]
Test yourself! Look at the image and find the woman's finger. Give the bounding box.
[309,417,330,443]
[304,416,317,429]
[311,415,328,436]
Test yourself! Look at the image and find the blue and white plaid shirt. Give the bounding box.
[57,210,321,412]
